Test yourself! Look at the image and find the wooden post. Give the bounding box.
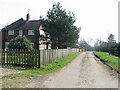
[21,49,23,67]
[16,49,18,65]
[13,49,16,65]
[35,49,37,67]
[38,50,40,68]
[6,50,8,66]
[32,50,34,68]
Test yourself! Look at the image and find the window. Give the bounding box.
[31,43,34,48]
[19,30,23,36]
[28,30,34,35]
[5,42,9,50]
[8,30,14,35]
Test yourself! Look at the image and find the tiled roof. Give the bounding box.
[2,18,41,30]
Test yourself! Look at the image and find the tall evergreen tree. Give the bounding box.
[40,2,80,49]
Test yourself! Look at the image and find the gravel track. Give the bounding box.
[26,52,118,88]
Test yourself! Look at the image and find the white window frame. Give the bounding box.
[5,42,9,50]
[28,30,34,35]
[8,30,14,35]
[19,30,23,36]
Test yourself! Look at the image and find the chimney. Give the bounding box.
[26,13,30,21]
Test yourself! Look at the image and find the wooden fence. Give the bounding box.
[1,48,79,68]
[1,50,40,68]
[40,49,79,66]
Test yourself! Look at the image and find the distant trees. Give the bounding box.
[40,2,80,49]
[78,39,93,51]
[94,34,118,52]
[8,36,32,50]
[94,40,109,52]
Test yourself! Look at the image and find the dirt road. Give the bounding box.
[26,52,118,88]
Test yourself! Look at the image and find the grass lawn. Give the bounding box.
[94,52,120,72]
[2,52,80,88]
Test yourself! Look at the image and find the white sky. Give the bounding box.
[0,0,119,46]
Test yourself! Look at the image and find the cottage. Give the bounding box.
[2,14,51,50]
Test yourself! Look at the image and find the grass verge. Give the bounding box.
[94,52,120,72]
[2,52,80,88]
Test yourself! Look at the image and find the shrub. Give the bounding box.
[8,36,33,50]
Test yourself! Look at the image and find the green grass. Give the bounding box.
[2,52,80,88]
[26,52,80,75]
[94,52,120,72]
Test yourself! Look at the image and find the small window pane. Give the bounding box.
[8,30,14,35]
[28,30,34,35]
[19,30,23,36]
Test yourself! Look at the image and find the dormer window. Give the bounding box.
[8,30,14,35]
[28,30,34,35]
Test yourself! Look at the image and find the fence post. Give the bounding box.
[38,50,40,68]
[1,49,4,65]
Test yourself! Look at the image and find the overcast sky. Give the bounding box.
[0,0,119,46]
